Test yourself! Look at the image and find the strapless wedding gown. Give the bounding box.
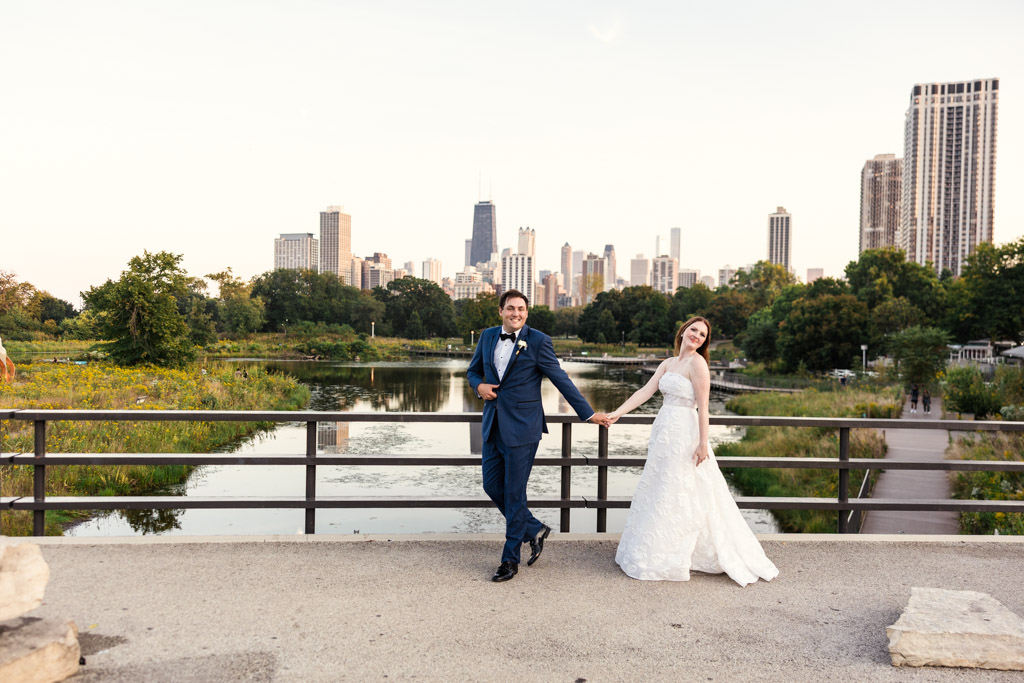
[615,372,779,586]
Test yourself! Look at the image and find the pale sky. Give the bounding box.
[2,0,1022,305]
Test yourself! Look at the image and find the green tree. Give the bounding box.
[844,247,944,319]
[83,251,196,367]
[888,326,949,386]
[671,283,715,322]
[553,306,581,338]
[595,309,617,344]
[631,292,673,346]
[960,237,1024,343]
[740,307,779,366]
[777,294,869,372]
[208,269,265,334]
[870,296,926,353]
[732,261,798,309]
[944,366,1001,418]
[455,292,500,341]
[527,305,555,335]
[376,277,457,338]
[705,289,755,338]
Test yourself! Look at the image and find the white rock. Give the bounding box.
[0,617,80,683]
[0,543,50,621]
[887,587,1024,670]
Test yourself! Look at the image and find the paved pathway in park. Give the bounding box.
[18,534,1024,682]
[860,396,960,534]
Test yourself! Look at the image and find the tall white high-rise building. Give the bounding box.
[806,268,824,284]
[465,239,473,267]
[700,275,716,289]
[422,258,442,284]
[274,233,319,271]
[652,256,678,295]
[517,227,536,257]
[767,207,792,273]
[901,77,999,276]
[319,206,352,283]
[580,253,607,305]
[670,228,681,263]
[501,253,535,304]
[860,154,902,254]
[603,244,616,290]
[718,265,737,288]
[571,249,584,300]
[560,242,572,294]
[630,255,650,287]
[678,269,699,288]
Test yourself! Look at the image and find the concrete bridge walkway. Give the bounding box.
[861,397,960,534]
[17,534,1024,682]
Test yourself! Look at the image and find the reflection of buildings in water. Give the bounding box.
[464,392,483,455]
[317,421,350,454]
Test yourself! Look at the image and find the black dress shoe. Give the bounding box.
[527,524,552,566]
[491,561,518,582]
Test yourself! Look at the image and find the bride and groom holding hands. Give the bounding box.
[467,289,778,586]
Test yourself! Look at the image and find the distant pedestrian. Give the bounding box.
[910,384,919,414]
[922,389,931,414]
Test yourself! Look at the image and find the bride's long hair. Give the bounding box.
[673,316,711,364]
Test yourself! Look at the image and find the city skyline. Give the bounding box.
[2,2,1023,305]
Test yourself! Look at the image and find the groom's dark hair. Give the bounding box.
[499,289,529,309]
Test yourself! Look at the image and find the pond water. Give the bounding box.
[67,359,779,537]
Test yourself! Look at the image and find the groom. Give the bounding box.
[468,289,610,582]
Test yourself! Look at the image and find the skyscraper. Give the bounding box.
[651,256,678,295]
[319,206,352,283]
[670,228,681,263]
[422,258,442,284]
[470,200,497,267]
[860,154,902,253]
[571,249,584,301]
[274,233,319,271]
[630,255,650,287]
[501,253,535,304]
[718,265,737,288]
[678,269,699,288]
[465,239,473,267]
[580,253,607,305]
[806,268,824,284]
[603,244,616,290]
[518,227,536,256]
[901,77,998,276]
[558,242,571,295]
[767,207,792,273]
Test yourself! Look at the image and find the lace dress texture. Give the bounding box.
[615,372,779,586]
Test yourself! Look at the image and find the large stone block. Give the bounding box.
[0,617,80,683]
[887,587,1024,670]
[0,543,50,621]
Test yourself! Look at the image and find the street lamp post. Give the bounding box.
[860,344,868,371]
[371,321,375,338]
[471,330,475,346]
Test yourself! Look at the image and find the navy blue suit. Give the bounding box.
[467,324,594,563]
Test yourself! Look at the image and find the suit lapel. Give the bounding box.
[486,326,501,381]
[502,325,529,380]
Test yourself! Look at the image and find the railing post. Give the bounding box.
[33,420,46,536]
[560,423,571,532]
[837,427,850,534]
[305,421,317,535]
[596,425,608,532]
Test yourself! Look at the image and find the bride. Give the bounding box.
[608,316,778,586]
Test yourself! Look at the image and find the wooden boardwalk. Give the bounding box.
[860,397,960,534]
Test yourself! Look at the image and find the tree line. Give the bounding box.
[1,237,1021,371]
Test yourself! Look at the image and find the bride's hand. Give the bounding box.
[693,443,709,467]
[607,414,620,425]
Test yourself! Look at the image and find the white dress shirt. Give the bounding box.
[493,327,520,381]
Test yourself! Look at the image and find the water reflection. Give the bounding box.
[66,359,780,536]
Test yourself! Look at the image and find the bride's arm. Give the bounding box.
[608,359,671,420]
[690,359,712,466]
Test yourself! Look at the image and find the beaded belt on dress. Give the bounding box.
[663,395,697,408]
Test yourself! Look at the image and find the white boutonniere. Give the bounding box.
[517,339,528,351]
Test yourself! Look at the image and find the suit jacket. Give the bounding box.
[467,324,594,447]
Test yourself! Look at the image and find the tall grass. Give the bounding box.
[718,387,902,533]
[949,432,1024,534]
[1,361,309,535]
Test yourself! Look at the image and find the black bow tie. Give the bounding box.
[499,332,516,342]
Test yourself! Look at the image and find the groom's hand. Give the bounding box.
[478,383,499,400]
[588,412,612,427]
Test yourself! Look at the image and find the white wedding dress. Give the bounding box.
[615,372,779,586]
